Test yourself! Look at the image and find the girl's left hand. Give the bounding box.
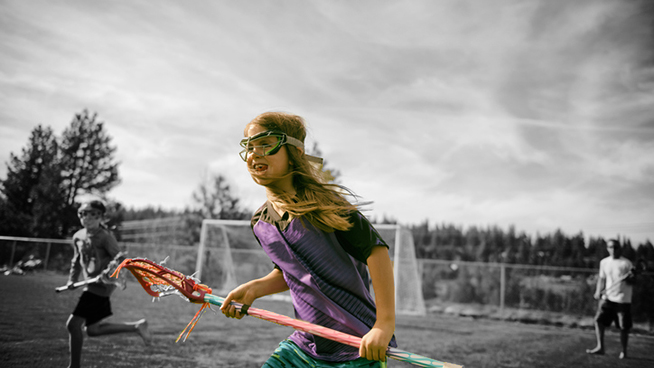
[359,325,393,361]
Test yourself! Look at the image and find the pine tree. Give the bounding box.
[192,173,249,220]
[0,125,64,237]
[0,110,121,237]
[59,110,120,206]
[58,110,120,234]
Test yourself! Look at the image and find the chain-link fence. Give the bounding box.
[2,236,652,329]
[0,236,197,276]
[419,259,654,327]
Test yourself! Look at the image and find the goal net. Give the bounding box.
[196,219,425,315]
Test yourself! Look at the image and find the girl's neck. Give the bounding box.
[265,186,296,218]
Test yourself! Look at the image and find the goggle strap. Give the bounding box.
[284,135,304,151]
[307,155,323,165]
[279,136,324,165]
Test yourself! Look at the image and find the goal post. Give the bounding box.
[375,224,427,316]
[195,219,252,295]
[196,219,425,315]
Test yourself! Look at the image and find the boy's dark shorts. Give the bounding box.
[594,299,632,331]
[73,291,112,326]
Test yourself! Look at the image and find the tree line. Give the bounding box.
[410,221,654,269]
[2,110,653,271]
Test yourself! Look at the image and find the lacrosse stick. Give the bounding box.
[56,252,127,292]
[112,258,463,368]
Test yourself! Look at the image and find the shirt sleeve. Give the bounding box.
[334,211,389,264]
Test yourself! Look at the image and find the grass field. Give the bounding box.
[1,271,653,368]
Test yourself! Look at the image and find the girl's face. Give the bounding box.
[244,124,295,193]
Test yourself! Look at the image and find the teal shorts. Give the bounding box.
[262,340,382,368]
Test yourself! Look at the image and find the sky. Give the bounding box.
[1,0,653,245]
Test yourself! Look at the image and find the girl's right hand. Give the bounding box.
[220,283,257,319]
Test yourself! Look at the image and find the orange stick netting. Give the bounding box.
[112,258,212,301]
[111,258,214,341]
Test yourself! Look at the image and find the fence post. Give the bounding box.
[44,242,52,270]
[171,247,177,266]
[500,263,506,319]
[9,240,17,268]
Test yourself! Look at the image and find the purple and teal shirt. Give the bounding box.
[251,202,398,362]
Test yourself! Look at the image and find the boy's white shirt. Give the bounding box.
[599,256,633,303]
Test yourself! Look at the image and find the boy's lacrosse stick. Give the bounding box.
[112,258,463,368]
[56,252,127,293]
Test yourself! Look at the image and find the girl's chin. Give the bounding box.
[252,177,290,192]
[251,175,273,185]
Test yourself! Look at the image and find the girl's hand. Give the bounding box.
[359,323,394,361]
[220,283,257,319]
[220,269,289,319]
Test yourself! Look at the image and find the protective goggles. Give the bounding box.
[239,130,304,161]
[78,210,102,218]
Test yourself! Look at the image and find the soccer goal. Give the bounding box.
[196,219,426,316]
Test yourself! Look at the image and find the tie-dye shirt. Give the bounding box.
[68,227,120,297]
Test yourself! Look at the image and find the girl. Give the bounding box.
[221,112,397,367]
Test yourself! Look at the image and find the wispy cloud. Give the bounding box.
[1,0,652,243]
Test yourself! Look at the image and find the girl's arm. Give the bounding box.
[220,268,289,319]
[360,245,396,361]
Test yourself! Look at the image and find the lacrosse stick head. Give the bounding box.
[112,258,212,303]
[97,270,127,290]
[100,251,128,290]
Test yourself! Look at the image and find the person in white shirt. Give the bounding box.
[586,239,634,359]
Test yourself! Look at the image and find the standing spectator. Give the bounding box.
[586,239,634,359]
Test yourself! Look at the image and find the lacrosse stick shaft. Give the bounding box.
[55,275,101,292]
[204,294,462,368]
[55,251,127,292]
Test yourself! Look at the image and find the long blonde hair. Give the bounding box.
[246,112,357,232]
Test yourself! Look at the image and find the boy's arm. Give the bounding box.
[104,230,123,259]
[625,260,637,285]
[360,245,396,361]
[96,231,125,277]
[67,239,81,284]
[594,272,605,300]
